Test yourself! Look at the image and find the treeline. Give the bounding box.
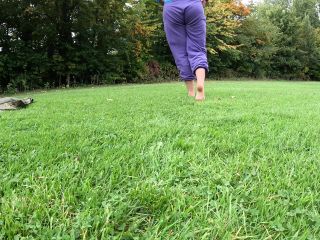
[0,0,319,92]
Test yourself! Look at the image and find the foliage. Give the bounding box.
[206,0,251,74]
[0,0,320,92]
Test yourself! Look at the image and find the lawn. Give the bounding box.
[1,81,320,239]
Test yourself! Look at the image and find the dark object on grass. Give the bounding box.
[0,97,33,110]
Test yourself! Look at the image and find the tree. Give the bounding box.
[205,0,251,76]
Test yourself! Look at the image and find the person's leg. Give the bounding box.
[185,80,195,97]
[185,2,208,101]
[195,68,205,100]
[163,4,195,95]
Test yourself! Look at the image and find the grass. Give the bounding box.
[1,80,320,239]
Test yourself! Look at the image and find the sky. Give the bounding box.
[241,0,263,5]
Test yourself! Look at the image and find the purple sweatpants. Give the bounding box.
[163,0,208,81]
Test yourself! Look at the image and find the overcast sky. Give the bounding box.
[241,0,263,5]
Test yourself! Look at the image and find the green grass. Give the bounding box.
[1,81,320,239]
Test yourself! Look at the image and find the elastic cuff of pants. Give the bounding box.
[193,65,209,75]
[181,78,195,81]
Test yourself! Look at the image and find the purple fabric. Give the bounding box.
[163,0,208,81]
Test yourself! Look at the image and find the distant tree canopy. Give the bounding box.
[0,0,319,92]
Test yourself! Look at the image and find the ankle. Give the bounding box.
[197,85,204,92]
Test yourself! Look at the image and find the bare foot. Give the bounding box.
[195,68,206,101]
[195,85,205,101]
[185,80,195,97]
[188,91,195,97]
